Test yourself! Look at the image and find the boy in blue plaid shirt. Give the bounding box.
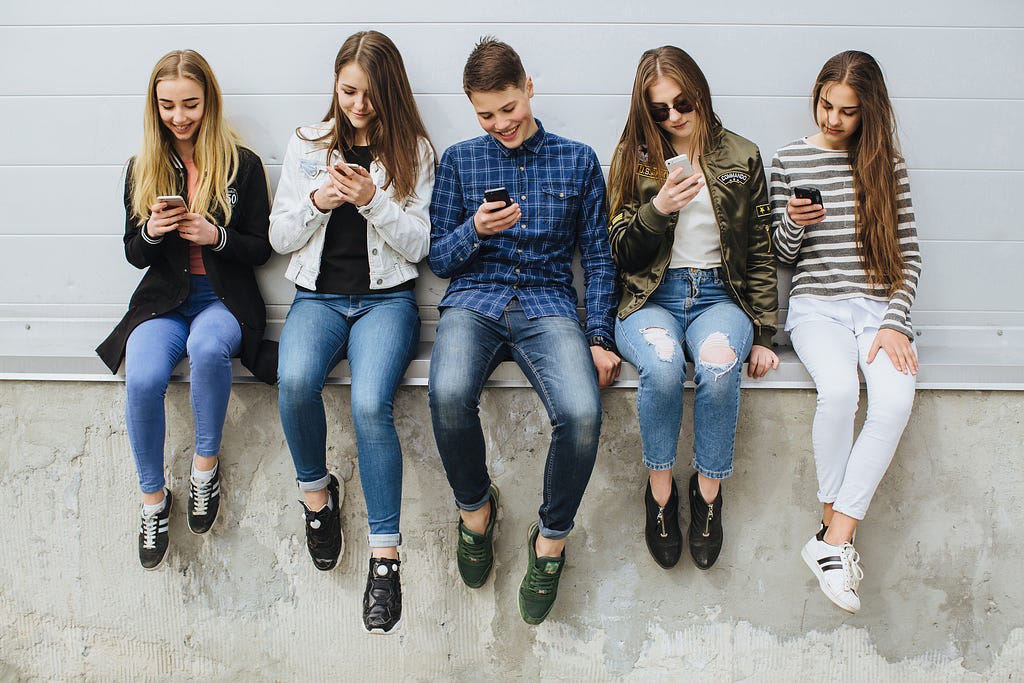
[428,36,620,625]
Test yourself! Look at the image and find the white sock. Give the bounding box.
[142,495,167,517]
[192,461,217,482]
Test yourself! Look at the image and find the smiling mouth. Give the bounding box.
[496,124,519,139]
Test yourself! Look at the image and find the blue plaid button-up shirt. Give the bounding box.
[428,120,616,339]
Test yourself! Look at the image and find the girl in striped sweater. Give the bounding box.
[770,51,922,614]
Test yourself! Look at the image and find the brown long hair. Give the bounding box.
[608,46,718,218]
[301,31,433,202]
[132,50,240,225]
[814,50,904,296]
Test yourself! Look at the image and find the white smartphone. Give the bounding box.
[156,195,187,210]
[665,153,694,179]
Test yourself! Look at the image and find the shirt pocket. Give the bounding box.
[538,184,581,234]
[298,158,328,185]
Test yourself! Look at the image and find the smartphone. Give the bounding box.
[335,162,363,171]
[793,186,823,205]
[157,195,187,210]
[483,186,512,209]
[665,153,694,179]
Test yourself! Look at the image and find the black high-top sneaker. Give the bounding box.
[363,557,402,634]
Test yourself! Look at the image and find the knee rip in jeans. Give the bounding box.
[699,332,737,380]
[640,327,677,361]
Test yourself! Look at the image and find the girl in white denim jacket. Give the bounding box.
[270,30,435,636]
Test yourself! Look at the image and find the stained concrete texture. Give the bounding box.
[1,381,1021,680]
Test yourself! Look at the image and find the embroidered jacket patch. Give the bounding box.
[718,171,750,185]
[637,162,668,181]
[755,203,771,218]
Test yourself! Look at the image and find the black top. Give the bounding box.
[96,146,278,384]
[305,146,413,295]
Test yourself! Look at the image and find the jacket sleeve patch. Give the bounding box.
[755,203,771,218]
[718,171,750,185]
[637,162,668,181]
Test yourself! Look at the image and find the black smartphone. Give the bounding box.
[483,186,512,209]
[793,186,822,205]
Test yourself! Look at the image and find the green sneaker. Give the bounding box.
[456,484,499,588]
[518,522,565,625]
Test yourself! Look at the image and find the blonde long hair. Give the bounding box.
[609,46,718,217]
[130,50,240,225]
[300,31,433,202]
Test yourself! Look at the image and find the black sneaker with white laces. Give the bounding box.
[301,474,343,571]
[363,557,403,634]
[187,467,221,534]
[139,489,172,570]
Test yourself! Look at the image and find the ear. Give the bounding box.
[524,76,534,99]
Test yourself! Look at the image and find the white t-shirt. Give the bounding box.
[669,183,721,269]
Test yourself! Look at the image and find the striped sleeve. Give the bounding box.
[769,145,803,265]
[881,160,922,338]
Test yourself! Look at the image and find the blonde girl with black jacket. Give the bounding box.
[97,50,274,570]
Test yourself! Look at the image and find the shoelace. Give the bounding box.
[190,478,213,515]
[460,527,490,563]
[523,562,561,596]
[141,513,159,550]
[840,543,864,591]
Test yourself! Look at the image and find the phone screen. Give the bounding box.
[484,187,512,208]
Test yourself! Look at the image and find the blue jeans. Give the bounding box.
[615,268,753,478]
[428,301,602,540]
[125,275,242,494]
[277,290,418,548]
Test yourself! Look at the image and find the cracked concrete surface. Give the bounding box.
[1,382,1021,680]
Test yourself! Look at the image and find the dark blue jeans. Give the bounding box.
[428,301,602,540]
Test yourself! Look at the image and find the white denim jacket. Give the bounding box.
[269,121,435,290]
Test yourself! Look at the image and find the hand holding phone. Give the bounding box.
[665,153,694,180]
[793,186,822,206]
[474,186,519,237]
[483,186,512,210]
[788,186,826,226]
[157,195,187,210]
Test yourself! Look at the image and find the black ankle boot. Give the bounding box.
[644,478,682,568]
[687,472,723,569]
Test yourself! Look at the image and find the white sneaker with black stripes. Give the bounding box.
[801,527,864,613]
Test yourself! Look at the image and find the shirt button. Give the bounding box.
[376,279,383,285]
[517,248,523,253]
[520,224,525,228]
[372,248,378,255]
[559,192,565,198]
[520,195,526,200]
[473,242,479,248]
[519,166,525,171]
[513,285,518,289]
[515,268,520,273]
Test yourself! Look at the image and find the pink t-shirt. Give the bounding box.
[183,159,205,275]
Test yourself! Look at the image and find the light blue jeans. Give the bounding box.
[125,275,242,494]
[277,289,419,548]
[615,268,753,478]
[428,300,602,540]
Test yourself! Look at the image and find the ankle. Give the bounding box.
[372,547,399,561]
[460,504,491,535]
[535,534,565,559]
[648,470,674,506]
[193,454,218,473]
[697,475,720,504]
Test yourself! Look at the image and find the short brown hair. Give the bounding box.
[462,36,526,95]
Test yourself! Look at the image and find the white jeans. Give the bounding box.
[789,302,916,520]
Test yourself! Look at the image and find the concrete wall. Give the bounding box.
[2,382,1022,680]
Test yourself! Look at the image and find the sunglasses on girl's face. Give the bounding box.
[649,100,695,122]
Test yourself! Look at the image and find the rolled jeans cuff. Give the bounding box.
[368,532,402,548]
[297,474,332,492]
[538,518,573,541]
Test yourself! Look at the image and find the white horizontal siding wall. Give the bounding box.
[1,1,1022,378]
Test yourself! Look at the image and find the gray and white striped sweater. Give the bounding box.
[770,138,922,339]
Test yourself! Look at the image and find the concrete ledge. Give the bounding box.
[1,381,1022,679]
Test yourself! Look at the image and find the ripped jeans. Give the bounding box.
[615,268,753,477]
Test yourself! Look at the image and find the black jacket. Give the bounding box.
[96,146,277,383]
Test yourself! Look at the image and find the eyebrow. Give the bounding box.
[648,95,686,107]
[822,96,858,111]
[158,97,200,104]
[477,99,516,115]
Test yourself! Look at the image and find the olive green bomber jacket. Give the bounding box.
[608,126,778,348]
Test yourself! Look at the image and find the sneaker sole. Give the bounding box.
[801,545,860,614]
[364,617,402,635]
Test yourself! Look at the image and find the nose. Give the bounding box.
[827,110,841,127]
